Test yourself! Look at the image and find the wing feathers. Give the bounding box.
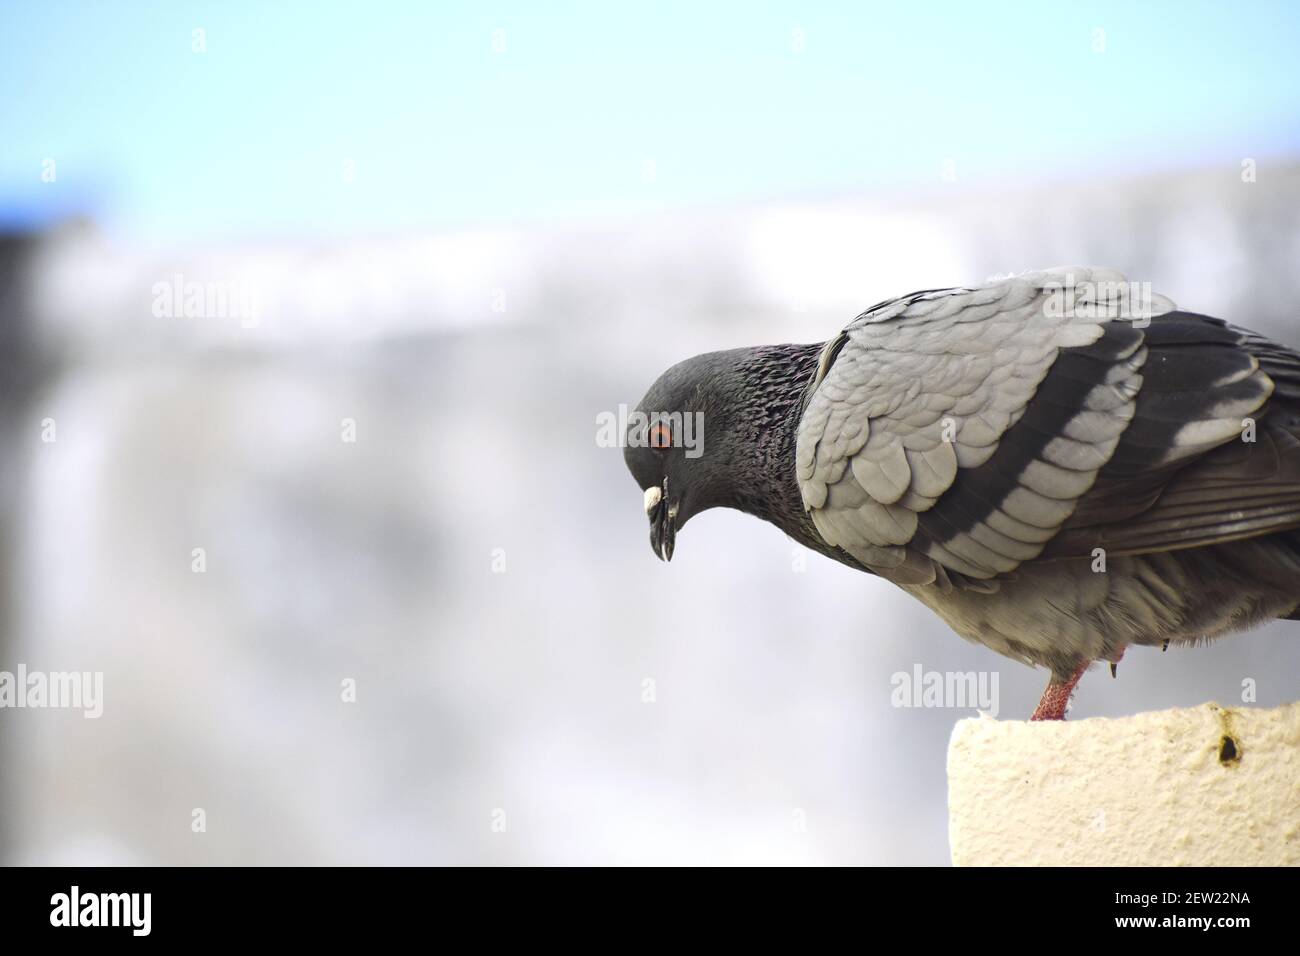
[796,270,1300,587]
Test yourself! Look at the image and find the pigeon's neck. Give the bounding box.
[718,343,831,553]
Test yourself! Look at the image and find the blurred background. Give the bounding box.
[1,1,1299,865]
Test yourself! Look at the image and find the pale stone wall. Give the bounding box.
[948,702,1300,866]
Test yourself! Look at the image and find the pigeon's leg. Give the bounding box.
[1030,662,1089,721]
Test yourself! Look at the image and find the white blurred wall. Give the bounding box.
[8,164,1300,865]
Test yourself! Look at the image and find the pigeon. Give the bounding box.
[623,267,1300,719]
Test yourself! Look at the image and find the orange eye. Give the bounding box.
[649,423,672,450]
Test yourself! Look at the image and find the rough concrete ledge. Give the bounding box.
[947,701,1300,866]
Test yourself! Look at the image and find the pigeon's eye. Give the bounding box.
[649,423,673,450]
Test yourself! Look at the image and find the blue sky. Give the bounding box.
[2,0,1299,240]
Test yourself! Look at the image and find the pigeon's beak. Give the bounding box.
[644,483,676,561]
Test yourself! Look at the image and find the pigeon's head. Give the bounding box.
[623,351,742,562]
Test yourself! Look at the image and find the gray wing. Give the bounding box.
[795,267,1288,590]
[1043,319,1300,559]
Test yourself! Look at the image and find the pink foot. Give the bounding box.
[1030,661,1089,721]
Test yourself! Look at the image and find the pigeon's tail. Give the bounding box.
[1271,529,1300,620]
[1249,330,1300,406]
[1251,329,1300,622]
